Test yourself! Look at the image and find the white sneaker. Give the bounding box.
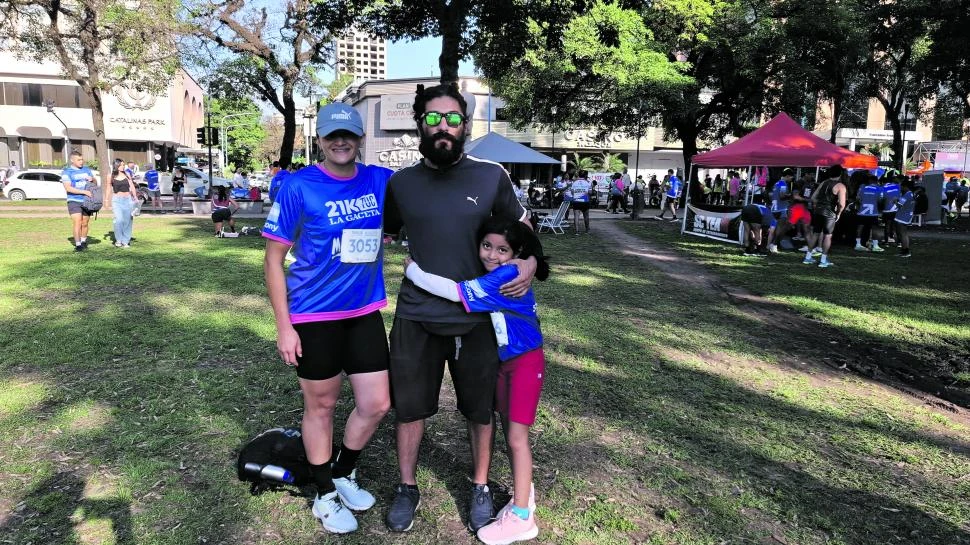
[818,261,834,268]
[497,483,536,519]
[332,470,375,511]
[802,256,815,265]
[811,248,823,257]
[797,245,810,252]
[870,244,885,253]
[854,243,867,251]
[311,491,358,533]
[768,244,779,254]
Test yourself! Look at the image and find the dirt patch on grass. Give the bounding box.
[596,221,970,423]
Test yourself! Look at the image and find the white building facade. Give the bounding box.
[0,53,205,171]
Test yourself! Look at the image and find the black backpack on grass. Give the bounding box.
[236,427,312,496]
[81,181,103,214]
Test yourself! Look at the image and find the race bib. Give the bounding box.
[340,228,381,263]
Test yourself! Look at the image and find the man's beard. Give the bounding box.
[419,130,465,166]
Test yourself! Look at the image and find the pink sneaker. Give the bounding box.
[476,509,538,545]
[496,483,536,519]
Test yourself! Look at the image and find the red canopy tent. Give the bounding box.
[692,112,878,168]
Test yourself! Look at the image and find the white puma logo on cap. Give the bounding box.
[467,196,479,205]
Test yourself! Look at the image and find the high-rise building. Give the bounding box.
[335,29,387,82]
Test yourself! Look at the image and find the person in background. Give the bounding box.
[711,174,724,206]
[233,168,244,188]
[125,161,137,181]
[654,169,681,221]
[61,150,96,252]
[171,166,186,213]
[268,160,289,203]
[144,164,162,214]
[728,171,741,206]
[803,165,847,268]
[893,178,917,257]
[955,179,968,219]
[740,198,775,256]
[854,175,884,252]
[945,176,960,214]
[211,185,238,236]
[4,160,18,181]
[569,170,593,234]
[630,174,645,219]
[880,174,901,245]
[110,161,139,247]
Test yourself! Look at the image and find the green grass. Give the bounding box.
[0,217,968,544]
[617,221,970,383]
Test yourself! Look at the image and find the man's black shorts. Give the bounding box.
[741,205,766,225]
[857,215,878,227]
[389,317,499,425]
[292,311,389,381]
[812,212,837,235]
[570,201,590,212]
[67,201,94,216]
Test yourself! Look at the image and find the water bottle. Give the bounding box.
[244,462,294,483]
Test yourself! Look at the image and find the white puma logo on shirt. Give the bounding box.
[467,196,480,205]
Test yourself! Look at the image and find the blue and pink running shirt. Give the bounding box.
[262,163,392,324]
[857,184,882,217]
[667,176,682,198]
[894,190,916,224]
[882,182,901,212]
[61,165,95,202]
[770,180,789,213]
[457,264,543,362]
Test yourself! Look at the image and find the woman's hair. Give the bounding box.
[113,163,125,176]
[412,83,468,122]
[216,186,228,200]
[477,216,550,281]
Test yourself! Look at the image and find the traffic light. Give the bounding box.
[196,127,207,145]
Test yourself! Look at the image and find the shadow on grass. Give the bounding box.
[0,218,967,544]
[0,472,134,545]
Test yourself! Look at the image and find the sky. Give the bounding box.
[386,37,476,79]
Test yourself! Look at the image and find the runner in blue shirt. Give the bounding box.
[880,176,902,245]
[262,103,391,534]
[854,176,884,252]
[403,216,549,545]
[770,170,793,218]
[655,169,681,221]
[267,160,289,203]
[143,165,162,214]
[740,200,776,256]
[568,171,592,234]
[61,150,97,251]
[893,178,916,257]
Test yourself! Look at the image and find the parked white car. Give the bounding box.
[2,169,71,201]
[137,166,231,200]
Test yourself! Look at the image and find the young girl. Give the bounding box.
[403,217,550,545]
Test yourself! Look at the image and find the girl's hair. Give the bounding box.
[477,216,550,281]
[216,186,228,200]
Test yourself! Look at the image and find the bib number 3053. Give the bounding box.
[340,228,381,263]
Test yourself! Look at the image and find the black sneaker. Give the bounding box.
[74,245,84,252]
[386,484,420,532]
[467,483,494,532]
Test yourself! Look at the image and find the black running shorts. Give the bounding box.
[67,201,95,216]
[388,317,499,425]
[292,311,389,381]
[812,212,837,235]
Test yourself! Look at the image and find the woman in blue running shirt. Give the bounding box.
[403,217,549,545]
[262,103,392,534]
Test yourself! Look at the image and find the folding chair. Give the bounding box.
[537,201,571,234]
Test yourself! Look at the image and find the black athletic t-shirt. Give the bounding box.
[385,155,527,324]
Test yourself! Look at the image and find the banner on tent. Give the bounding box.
[684,204,744,245]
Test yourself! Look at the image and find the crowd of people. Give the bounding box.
[739,166,926,265]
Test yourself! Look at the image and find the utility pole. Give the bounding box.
[207,108,214,197]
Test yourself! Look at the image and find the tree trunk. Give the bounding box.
[84,86,114,209]
[678,123,699,180]
[437,0,468,84]
[279,83,298,167]
[830,94,843,144]
[884,107,905,171]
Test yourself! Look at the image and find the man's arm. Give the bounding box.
[835,184,847,218]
